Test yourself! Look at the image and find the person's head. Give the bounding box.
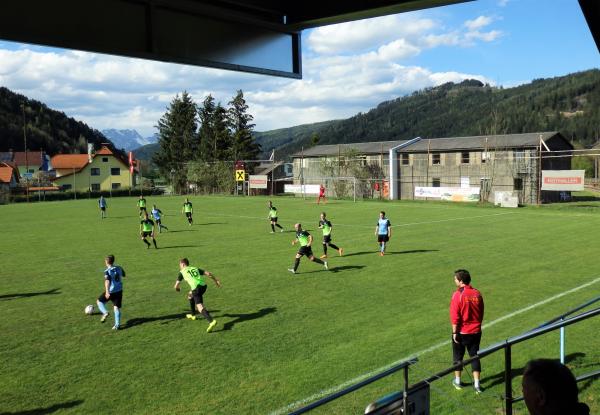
[379,211,385,219]
[294,223,302,231]
[454,269,471,286]
[100,195,104,199]
[179,258,189,269]
[185,198,189,202]
[522,359,589,415]
[152,204,156,209]
[139,195,143,199]
[320,212,326,220]
[268,200,272,207]
[105,255,115,266]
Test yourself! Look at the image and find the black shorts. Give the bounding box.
[98,290,123,308]
[185,212,192,218]
[377,234,389,243]
[452,332,482,372]
[141,231,153,237]
[139,207,146,212]
[323,235,332,244]
[155,219,162,226]
[270,217,278,223]
[298,246,313,257]
[100,206,106,211]
[191,284,208,305]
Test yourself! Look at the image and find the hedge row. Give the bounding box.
[9,188,165,203]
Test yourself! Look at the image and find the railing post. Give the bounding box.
[505,345,513,415]
[560,319,565,364]
[403,365,408,414]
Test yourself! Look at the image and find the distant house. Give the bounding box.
[0,150,50,178]
[0,162,20,192]
[291,132,573,204]
[51,145,135,192]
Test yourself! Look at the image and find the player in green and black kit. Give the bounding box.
[182,198,193,225]
[318,212,343,259]
[174,257,221,333]
[288,223,328,274]
[137,195,147,218]
[140,212,158,249]
[268,200,284,233]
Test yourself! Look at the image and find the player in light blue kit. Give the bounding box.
[98,195,107,219]
[375,211,392,256]
[151,204,169,233]
[96,254,126,330]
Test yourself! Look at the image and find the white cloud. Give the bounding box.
[464,15,493,31]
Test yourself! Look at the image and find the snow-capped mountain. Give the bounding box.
[102,129,157,151]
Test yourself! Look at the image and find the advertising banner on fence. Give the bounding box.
[415,186,480,202]
[541,170,584,191]
[248,175,268,189]
[284,184,321,194]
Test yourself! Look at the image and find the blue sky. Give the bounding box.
[0,0,597,137]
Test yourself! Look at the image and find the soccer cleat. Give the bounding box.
[380,251,384,256]
[287,268,296,274]
[338,248,344,256]
[452,380,463,390]
[112,325,119,330]
[100,313,109,323]
[270,231,275,234]
[323,261,328,270]
[280,228,284,233]
[474,385,483,394]
[186,314,197,321]
[206,320,217,333]
[320,254,328,259]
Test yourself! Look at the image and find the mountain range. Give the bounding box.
[101,129,158,151]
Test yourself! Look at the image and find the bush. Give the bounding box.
[10,188,164,203]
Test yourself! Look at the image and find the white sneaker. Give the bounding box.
[287,268,296,274]
[324,261,328,270]
[280,229,284,233]
[100,313,109,323]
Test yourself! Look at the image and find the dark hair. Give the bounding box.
[321,212,326,217]
[180,258,189,266]
[105,255,115,265]
[454,269,471,285]
[523,359,589,414]
[380,211,385,216]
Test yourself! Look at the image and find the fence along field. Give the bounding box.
[0,195,598,414]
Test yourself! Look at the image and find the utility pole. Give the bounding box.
[21,102,29,202]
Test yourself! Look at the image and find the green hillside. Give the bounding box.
[255,69,600,159]
[0,87,113,155]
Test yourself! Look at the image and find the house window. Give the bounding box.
[111,168,120,176]
[514,178,523,191]
[91,183,100,191]
[432,178,441,187]
[482,151,490,164]
[432,153,441,165]
[102,157,109,162]
[112,183,121,190]
[401,153,410,165]
[27,169,35,174]
[62,184,72,190]
[461,151,470,164]
[91,168,100,176]
[513,149,526,161]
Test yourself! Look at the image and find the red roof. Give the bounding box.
[96,146,114,155]
[51,154,90,170]
[13,151,44,166]
[0,162,19,184]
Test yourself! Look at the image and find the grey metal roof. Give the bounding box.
[293,140,410,158]
[399,132,565,152]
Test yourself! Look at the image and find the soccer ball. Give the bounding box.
[84,304,94,315]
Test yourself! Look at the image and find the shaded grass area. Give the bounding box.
[1,196,599,414]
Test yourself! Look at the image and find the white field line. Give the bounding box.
[268,276,600,415]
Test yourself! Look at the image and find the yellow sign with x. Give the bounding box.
[235,169,245,182]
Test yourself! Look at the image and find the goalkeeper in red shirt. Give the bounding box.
[450,269,484,394]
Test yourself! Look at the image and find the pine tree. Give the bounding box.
[198,95,216,160]
[153,91,198,192]
[228,90,260,161]
[213,103,232,160]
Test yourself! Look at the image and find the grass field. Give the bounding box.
[1,195,599,415]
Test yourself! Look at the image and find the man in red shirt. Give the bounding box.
[450,269,484,394]
[316,184,327,204]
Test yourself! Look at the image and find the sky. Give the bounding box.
[0,0,598,138]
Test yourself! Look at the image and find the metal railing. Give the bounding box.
[289,300,600,415]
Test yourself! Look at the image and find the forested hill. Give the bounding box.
[255,69,600,159]
[0,87,112,155]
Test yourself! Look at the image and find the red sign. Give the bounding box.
[543,177,582,184]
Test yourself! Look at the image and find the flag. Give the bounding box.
[128,152,134,174]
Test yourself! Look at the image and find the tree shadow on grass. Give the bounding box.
[197,222,226,226]
[341,251,375,258]
[0,400,84,415]
[0,288,60,301]
[388,249,439,255]
[157,245,198,249]
[215,307,277,331]
[124,313,189,328]
[329,265,366,273]
[482,352,586,389]
[167,229,199,233]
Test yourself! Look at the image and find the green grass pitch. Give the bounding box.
[1,195,599,414]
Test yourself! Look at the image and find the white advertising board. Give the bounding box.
[541,170,584,191]
[284,184,321,194]
[460,177,470,188]
[248,175,268,189]
[415,186,480,202]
